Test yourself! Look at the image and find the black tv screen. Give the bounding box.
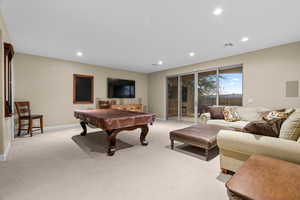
[107,78,135,98]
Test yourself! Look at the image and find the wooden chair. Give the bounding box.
[110,100,117,105]
[98,100,111,109]
[15,101,43,137]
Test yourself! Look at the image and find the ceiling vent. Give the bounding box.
[224,42,234,47]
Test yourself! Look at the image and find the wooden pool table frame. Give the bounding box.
[79,121,149,156]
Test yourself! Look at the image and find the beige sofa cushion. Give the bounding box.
[280,108,300,141]
[217,130,300,166]
[207,119,249,130]
[235,107,269,121]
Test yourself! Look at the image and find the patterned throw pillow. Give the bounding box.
[259,109,284,120]
[263,108,295,121]
[223,107,240,122]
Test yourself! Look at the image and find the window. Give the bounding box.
[197,65,243,114]
[73,74,94,104]
[219,67,243,106]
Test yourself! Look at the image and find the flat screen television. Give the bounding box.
[107,78,135,98]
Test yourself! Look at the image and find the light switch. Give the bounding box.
[286,81,299,97]
[248,98,253,104]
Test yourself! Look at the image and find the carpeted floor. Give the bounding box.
[0,120,231,200]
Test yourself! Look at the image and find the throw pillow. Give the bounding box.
[285,108,296,115]
[259,108,285,120]
[207,106,224,119]
[279,108,300,141]
[223,107,240,122]
[242,118,286,138]
[263,108,295,121]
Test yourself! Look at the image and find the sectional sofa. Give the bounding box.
[201,107,300,173]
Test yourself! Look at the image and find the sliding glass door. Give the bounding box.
[198,71,217,115]
[167,76,179,120]
[166,65,243,122]
[180,74,195,122]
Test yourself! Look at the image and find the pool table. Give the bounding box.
[74,109,155,156]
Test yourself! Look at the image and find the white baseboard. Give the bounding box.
[156,117,167,121]
[0,141,11,161]
[45,123,80,131]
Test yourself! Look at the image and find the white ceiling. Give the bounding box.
[1,0,300,73]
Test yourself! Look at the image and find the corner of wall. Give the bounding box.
[0,140,11,161]
[0,8,13,161]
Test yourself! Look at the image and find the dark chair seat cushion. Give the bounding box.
[20,114,43,119]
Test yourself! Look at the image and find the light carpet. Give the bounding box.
[0,120,231,200]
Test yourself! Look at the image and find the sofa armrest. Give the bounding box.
[199,112,211,123]
[217,130,300,164]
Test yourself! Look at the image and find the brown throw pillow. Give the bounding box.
[242,118,286,137]
[208,106,224,119]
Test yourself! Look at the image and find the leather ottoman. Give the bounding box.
[226,155,300,200]
[169,124,233,160]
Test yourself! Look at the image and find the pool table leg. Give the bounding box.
[106,130,117,156]
[140,125,149,146]
[80,121,87,136]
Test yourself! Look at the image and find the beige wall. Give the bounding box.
[0,10,13,157]
[148,42,300,119]
[14,53,148,127]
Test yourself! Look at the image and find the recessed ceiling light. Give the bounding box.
[189,52,195,57]
[213,8,223,16]
[241,37,249,42]
[157,60,163,65]
[76,51,83,57]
